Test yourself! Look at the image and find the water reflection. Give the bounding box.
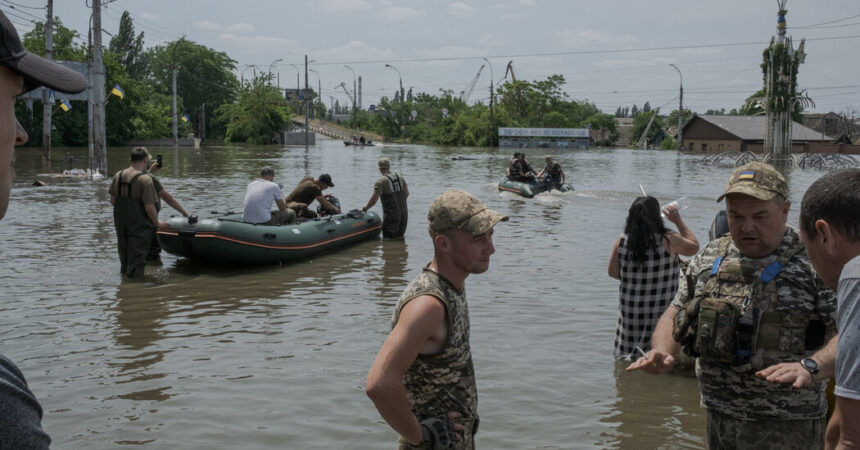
[597,361,705,449]
[375,239,410,309]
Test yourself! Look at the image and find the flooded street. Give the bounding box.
[1,139,829,448]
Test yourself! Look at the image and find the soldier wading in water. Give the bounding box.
[366,190,508,449]
[628,162,838,449]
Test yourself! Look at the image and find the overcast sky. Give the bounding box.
[5,0,860,116]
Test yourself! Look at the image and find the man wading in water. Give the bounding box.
[366,190,508,449]
[0,9,86,448]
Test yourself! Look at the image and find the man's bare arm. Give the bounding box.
[366,296,446,445]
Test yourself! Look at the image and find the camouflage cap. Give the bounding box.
[717,162,788,202]
[378,157,391,169]
[428,190,509,236]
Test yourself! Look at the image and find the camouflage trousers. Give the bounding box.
[396,419,476,450]
[707,410,824,450]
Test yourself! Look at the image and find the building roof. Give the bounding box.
[691,115,835,141]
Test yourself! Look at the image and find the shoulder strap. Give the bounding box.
[710,236,733,276]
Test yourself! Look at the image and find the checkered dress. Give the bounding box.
[614,233,680,358]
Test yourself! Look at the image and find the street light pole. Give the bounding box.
[240,64,255,85]
[290,64,300,93]
[670,63,684,150]
[385,64,405,142]
[482,57,495,147]
[268,58,283,87]
[344,65,357,136]
[309,69,321,118]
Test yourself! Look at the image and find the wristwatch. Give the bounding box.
[800,358,820,375]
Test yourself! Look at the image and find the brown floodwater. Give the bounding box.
[0,139,829,448]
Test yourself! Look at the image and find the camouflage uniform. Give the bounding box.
[393,267,478,450]
[671,227,836,449]
[543,161,564,187]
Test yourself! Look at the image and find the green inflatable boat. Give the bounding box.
[497,176,574,198]
[157,210,382,265]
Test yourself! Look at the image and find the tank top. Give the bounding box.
[392,266,478,448]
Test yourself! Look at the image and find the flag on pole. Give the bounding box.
[181,114,189,123]
[59,99,72,112]
[110,83,125,100]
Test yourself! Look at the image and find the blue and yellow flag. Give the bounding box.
[110,83,125,100]
[181,114,189,123]
[59,99,72,112]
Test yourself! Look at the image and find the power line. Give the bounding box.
[0,0,44,10]
[0,7,36,24]
[266,34,860,69]
[791,12,860,29]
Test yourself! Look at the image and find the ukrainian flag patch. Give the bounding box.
[739,171,756,180]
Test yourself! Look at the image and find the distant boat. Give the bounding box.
[344,140,375,147]
[497,176,574,198]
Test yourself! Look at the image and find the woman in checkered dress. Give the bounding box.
[608,196,699,359]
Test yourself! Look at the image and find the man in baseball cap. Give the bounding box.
[367,190,506,449]
[629,161,838,449]
[0,9,87,449]
[716,161,789,203]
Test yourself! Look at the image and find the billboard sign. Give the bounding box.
[498,127,589,138]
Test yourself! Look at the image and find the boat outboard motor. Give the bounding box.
[317,195,341,217]
[709,209,729,241]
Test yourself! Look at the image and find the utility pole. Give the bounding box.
[483,57,495,147]
[172,67,178,148]
[171,37,185,150]
[670,64,683,150]
[92,0,107,174]
[304,55,310,150]
[87,23,94,172]
[200,103,206,141]
[41,0,53,169]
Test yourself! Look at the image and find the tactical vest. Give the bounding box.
[546,162,563,181]
[673,235,822,371]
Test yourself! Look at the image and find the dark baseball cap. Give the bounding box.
[0,11,87,94]
[319,173,334,187]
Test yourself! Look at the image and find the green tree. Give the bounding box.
[217,74,290,144]
[585,112,619,146]
[108,11,146,79]
[631,110,665,147]
[144,39,239,139]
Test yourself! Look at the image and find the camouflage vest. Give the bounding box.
[546,162,563,182]
[676,229,835,419]
[392,266,478,445]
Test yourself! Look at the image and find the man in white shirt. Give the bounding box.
[798,169,860,450]
[243,167,295,225]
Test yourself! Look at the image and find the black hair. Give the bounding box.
[260,166,274,177]
[800,169,860,242]
[623,196,668,265]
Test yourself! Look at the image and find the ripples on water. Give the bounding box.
[0,141,829,448]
